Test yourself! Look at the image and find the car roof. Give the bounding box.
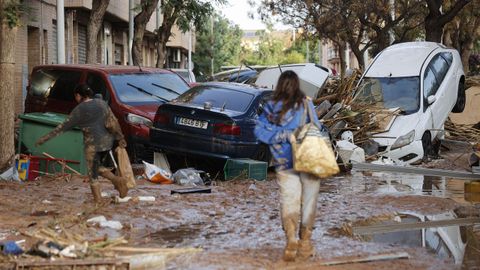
[33,64,174,75]
[194,82,271,95]
[365,42,445,77]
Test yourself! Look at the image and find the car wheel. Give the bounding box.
[452,81,465,113]
[421,132,432,162]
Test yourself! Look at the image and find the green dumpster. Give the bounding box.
[18,112,87,175]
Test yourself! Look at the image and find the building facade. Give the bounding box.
[13,0,195,114]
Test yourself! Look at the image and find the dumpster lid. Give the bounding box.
[19,112,70,126]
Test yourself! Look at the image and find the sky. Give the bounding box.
[217,0,289,30]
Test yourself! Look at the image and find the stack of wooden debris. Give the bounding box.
[465,75,480,89]
[445,119,480,144]
[314,70,397,146]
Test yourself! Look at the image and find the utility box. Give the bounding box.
[18,112,87,175]
[224,158,267,181]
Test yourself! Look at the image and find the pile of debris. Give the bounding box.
[445,119,480,143]
[0,203,201,268]
[314,70,394,162]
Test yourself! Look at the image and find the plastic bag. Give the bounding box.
[115,147,136,188]
[142,161,173,184]
[172,168,205,186]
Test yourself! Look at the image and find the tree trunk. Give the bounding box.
[0,3,18,172]
[86,0,110,64]
[156,31,170,68]
[132,0,159,66]
[349,44,365,71]
[425,18,444,42]
[461,46,472,74]
[155,19,174,68]
[425,0,472,42]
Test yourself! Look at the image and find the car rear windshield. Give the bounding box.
[353,76,420,114]
[109,73,189,104]
[175,86,255,112]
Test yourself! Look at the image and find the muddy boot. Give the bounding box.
[283,217,299,261]
[297,226,315,259]
[90,182,103,203]
[99,170,129,198]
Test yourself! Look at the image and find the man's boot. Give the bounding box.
[282,216,299,261]
[90,182,103,203]
[99,169,129,198]
[298,226,315,259]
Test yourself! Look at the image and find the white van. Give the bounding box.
[353,42,465,163]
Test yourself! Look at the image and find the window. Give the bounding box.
[30,69,81,102]
[86,73,109,101]
[353,77,420,114]
[175,86,255,112]
[423,66,439,99]
[109,73,189,104]
[430,54,449,86]
[441,52,453,65]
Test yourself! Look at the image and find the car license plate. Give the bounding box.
[177,117,208,129]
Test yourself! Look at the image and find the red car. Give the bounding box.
[24,64,190,162]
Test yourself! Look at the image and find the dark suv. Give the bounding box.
[24,64,190,162]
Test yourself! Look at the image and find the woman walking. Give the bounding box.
[255,71,323,261]
[36,85,129,203]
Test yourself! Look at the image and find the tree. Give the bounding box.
[193,13,242,76]
[86,0,110,63]
[424,0,472,42]
[0,0,20,172]
[132,0,159,66]
[155,0,220,68]
[255,0,424,73]
[443,0,480,73]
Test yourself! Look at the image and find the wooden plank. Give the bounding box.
[282,252,410,269]
[353,217,480,235]
[15,259,128,267]
[352,162,480,180]
[106,246,202,254]
[321,252,410,266]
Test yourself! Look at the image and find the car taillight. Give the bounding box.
[214,123,241,136]
[154,112,170,125]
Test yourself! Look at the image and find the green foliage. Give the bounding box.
[2,1,24,28]
[281,51,305,64]
[193,13,243,76]
[162,0,224,33]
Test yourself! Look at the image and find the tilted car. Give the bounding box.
[24,64,191,162]
[150,82,272,161]
[353,42,466,163]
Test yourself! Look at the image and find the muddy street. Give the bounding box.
[1,162,479,269]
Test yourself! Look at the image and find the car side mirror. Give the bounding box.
[427,95,436,105]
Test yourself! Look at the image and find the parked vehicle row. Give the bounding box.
[23,42,467,165]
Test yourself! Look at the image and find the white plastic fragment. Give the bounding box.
[86,216,107,223]
[60,245,77,258]
[138,196,156,202]
[99,220,123,230]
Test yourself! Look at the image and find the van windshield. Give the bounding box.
[109,73,189,104]
[353,77,420,114]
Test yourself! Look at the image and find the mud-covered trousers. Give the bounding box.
[276,169,321,244]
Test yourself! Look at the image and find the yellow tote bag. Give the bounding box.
[290,100,339,178]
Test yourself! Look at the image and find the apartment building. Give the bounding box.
[13,0,195,114]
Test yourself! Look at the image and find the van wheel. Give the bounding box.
[452,81,465,113]
[422,132,432,162]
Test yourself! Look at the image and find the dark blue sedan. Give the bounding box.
[150,82,272,161]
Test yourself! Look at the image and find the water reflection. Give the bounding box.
[361,211,468,265]
[349,170,480,205]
